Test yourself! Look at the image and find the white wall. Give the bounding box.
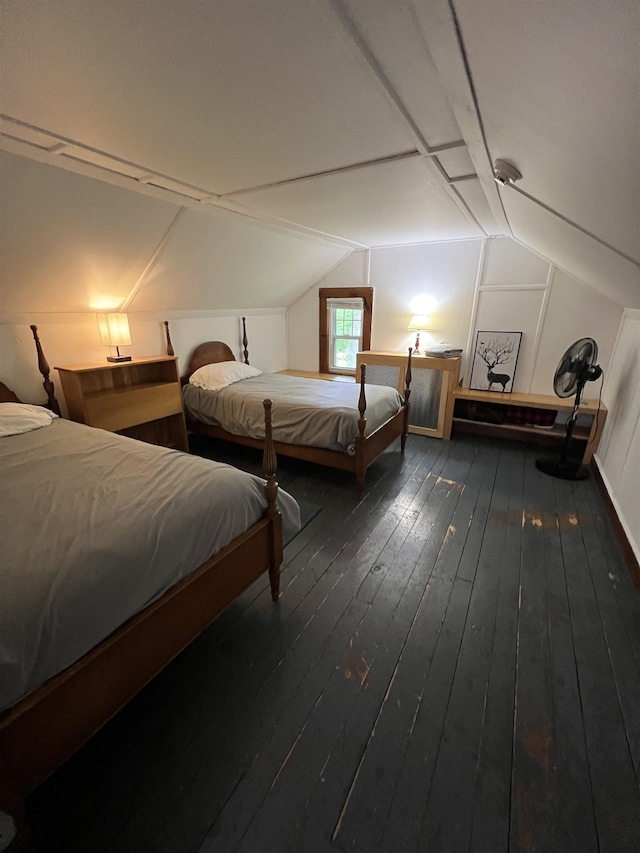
[596,309,640,561]
[0,310,286,414]
[288,237,623,396]
[369,241,481,355]
[288,237,639,557]
[0,152,349,315]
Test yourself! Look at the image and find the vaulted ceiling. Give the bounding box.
[1,0,638,310]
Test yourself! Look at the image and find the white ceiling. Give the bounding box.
[1,0,638,307]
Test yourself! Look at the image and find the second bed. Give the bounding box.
[170,321,413,492]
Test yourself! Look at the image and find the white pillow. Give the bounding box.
[0,403,58,437]
[189,361,262,391]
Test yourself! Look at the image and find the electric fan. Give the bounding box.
[535,338,603,480]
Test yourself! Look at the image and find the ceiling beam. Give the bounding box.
[0,122,367,250]
[326,0,489,236]
[410,0,511,234]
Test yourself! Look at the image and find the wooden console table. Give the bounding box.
[451,387,607,464]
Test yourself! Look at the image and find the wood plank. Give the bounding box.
[584,478,640,663]
[417,442,515,851]
[553,475,640,851]
[538,455,599,852]
[454,386,605,414]
[456,441,501,583]
[509,449,558,852]
[469,442,525,850]
[378,576,473,852]
[575,483,640,779]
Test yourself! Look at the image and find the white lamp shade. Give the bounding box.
[97,313,131,347]
[407,314,430,332]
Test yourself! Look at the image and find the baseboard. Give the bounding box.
[591,457,640,590]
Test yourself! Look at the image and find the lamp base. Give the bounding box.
[106,355,132,363]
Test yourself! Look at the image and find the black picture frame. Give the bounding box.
[469,331,522,393]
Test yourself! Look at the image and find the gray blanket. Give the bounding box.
[0,418,300,712]
[183,373,404,452]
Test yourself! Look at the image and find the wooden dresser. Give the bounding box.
[55,356,189,452]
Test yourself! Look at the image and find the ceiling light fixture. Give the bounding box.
[491,157,638,268]
[493,158,522,186]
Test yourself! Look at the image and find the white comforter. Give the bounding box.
[0,418,300,713]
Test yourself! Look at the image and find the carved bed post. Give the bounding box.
[29,325,61,416]
[355,363,368,494]
[241,317,249,365]
[163,320,175,357]
[401,347,413,453]
[262,399,283,600]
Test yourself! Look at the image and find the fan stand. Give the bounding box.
[535,380,590,480]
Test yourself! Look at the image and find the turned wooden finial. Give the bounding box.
[262,399,278,489]
[400,348,413,454]
[262,398,282,601]
[163,320,175,356]
[357,363,367,438]
[242,316,249,364]
[30,325,61,415]
[404,347,413,405]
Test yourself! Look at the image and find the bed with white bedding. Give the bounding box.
[0,330,300,828]
[176,330,412,492]
[0,415,300,715]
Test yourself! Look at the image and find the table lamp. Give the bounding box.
[407,315,430,355]
[97,313,132,362]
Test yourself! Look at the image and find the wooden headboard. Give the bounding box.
[181,341,237,385]
[163,318,250,386]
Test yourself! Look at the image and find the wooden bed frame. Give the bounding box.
[0,327,285,845]
[170,318,412,493]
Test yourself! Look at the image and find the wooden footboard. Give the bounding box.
[170,320,412,493]
[0,516,278,813]
[187,397,409,495]
[353,351,412,491]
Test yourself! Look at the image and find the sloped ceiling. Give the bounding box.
[1,0,638,311]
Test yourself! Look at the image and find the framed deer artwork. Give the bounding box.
[470,331,522,393]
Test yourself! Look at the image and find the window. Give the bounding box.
[319,287,373,375]
[329,298,363,372]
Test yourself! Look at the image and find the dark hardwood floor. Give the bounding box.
[27,433,640,852]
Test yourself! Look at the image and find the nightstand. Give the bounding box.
[55,357,189,451]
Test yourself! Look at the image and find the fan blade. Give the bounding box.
[553,337,598,398]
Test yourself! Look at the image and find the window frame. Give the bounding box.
[319,287,373,375]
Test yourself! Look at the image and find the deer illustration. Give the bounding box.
[476,337,514,391]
